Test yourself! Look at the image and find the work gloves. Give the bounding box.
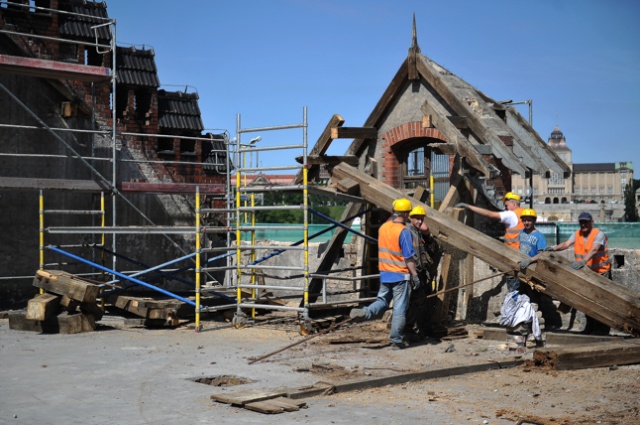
[454,202,469,209]
[570,260,586,270]
[518,258,532,272]
[542,246,555,252]
[410,274,421,291]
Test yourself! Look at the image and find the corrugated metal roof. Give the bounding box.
[115,47,160,87]
[58,0,111,41]
[158,90,204,131]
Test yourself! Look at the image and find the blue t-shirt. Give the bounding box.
[380,227,415,283]
[518,228,547,258]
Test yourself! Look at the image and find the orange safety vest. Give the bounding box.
[574,228,610,274]
[504,207,524,250]
[378,221,409,274]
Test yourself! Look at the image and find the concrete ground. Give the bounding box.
[1,313,639,425]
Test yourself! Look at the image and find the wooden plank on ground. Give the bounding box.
[210,389,288,406]
[479,327,623,345]
[25,293,61,321]
[330,163,640,336]
[244,396,306,414]
[533,339,640,370]
[33,270,100,303]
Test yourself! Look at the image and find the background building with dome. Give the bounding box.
[511,127,634,222]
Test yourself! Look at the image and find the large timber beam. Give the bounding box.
[331,162,640,336]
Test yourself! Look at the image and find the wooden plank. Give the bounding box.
[33,270,100,303]
[334,177,360,195]
[480,327,623,345]
[8,311,57,333]
[243,400,284,414]
[330,163,640,335]
[25,293,61,321]
[210,389,288,406]
[330,127,377,140]
[243,397,306,414]
[533,339,640,370]
[296,155,359,165]
[57,312,88,334]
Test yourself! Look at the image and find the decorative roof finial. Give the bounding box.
[411,13,421,54]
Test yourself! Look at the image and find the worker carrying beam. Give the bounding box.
[350,198,418,350]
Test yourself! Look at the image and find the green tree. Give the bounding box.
[623,179,640,222]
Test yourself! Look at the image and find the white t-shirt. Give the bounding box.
[499,210,519,229]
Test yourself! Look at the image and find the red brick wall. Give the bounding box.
[380,122,448,188]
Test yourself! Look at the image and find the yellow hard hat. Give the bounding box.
[392,198,412,212]
[409,206,426,217]
[502,192,521,202]
[521,208,537,220]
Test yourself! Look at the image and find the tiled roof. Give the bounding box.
[158,90,204,131]
[115,46,160,87]
[58,0,111,41]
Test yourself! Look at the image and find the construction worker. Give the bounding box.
[404,206,429,341]
[456,192,524,291]
[515,208,548,272]
[500,208,545,343]
[545,211,611,335]
[350,198,418,349]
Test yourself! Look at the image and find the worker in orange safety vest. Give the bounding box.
[544,211,611,335]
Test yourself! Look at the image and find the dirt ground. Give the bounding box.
[257,319,640,425]
[2,312,639,425]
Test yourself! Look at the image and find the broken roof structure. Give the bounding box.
[323,16,571,207]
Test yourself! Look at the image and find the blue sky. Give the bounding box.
[107,0,640,174]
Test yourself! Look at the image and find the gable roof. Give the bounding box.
[347,18,570,181]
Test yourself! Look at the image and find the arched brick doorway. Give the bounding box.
[380,122,451,203]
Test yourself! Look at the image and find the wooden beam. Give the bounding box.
[33,270,100,304]
[295,155,359,165]
[330,127,377,140]
[420,99,498,179]
[331,162,640,335]
[26,293,61,321]
[533,339,640,370]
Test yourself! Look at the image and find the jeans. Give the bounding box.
[363,279,411,344]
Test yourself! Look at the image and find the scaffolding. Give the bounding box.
[0,1,234,327]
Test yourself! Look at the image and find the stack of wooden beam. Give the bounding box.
[8,269,102,334]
